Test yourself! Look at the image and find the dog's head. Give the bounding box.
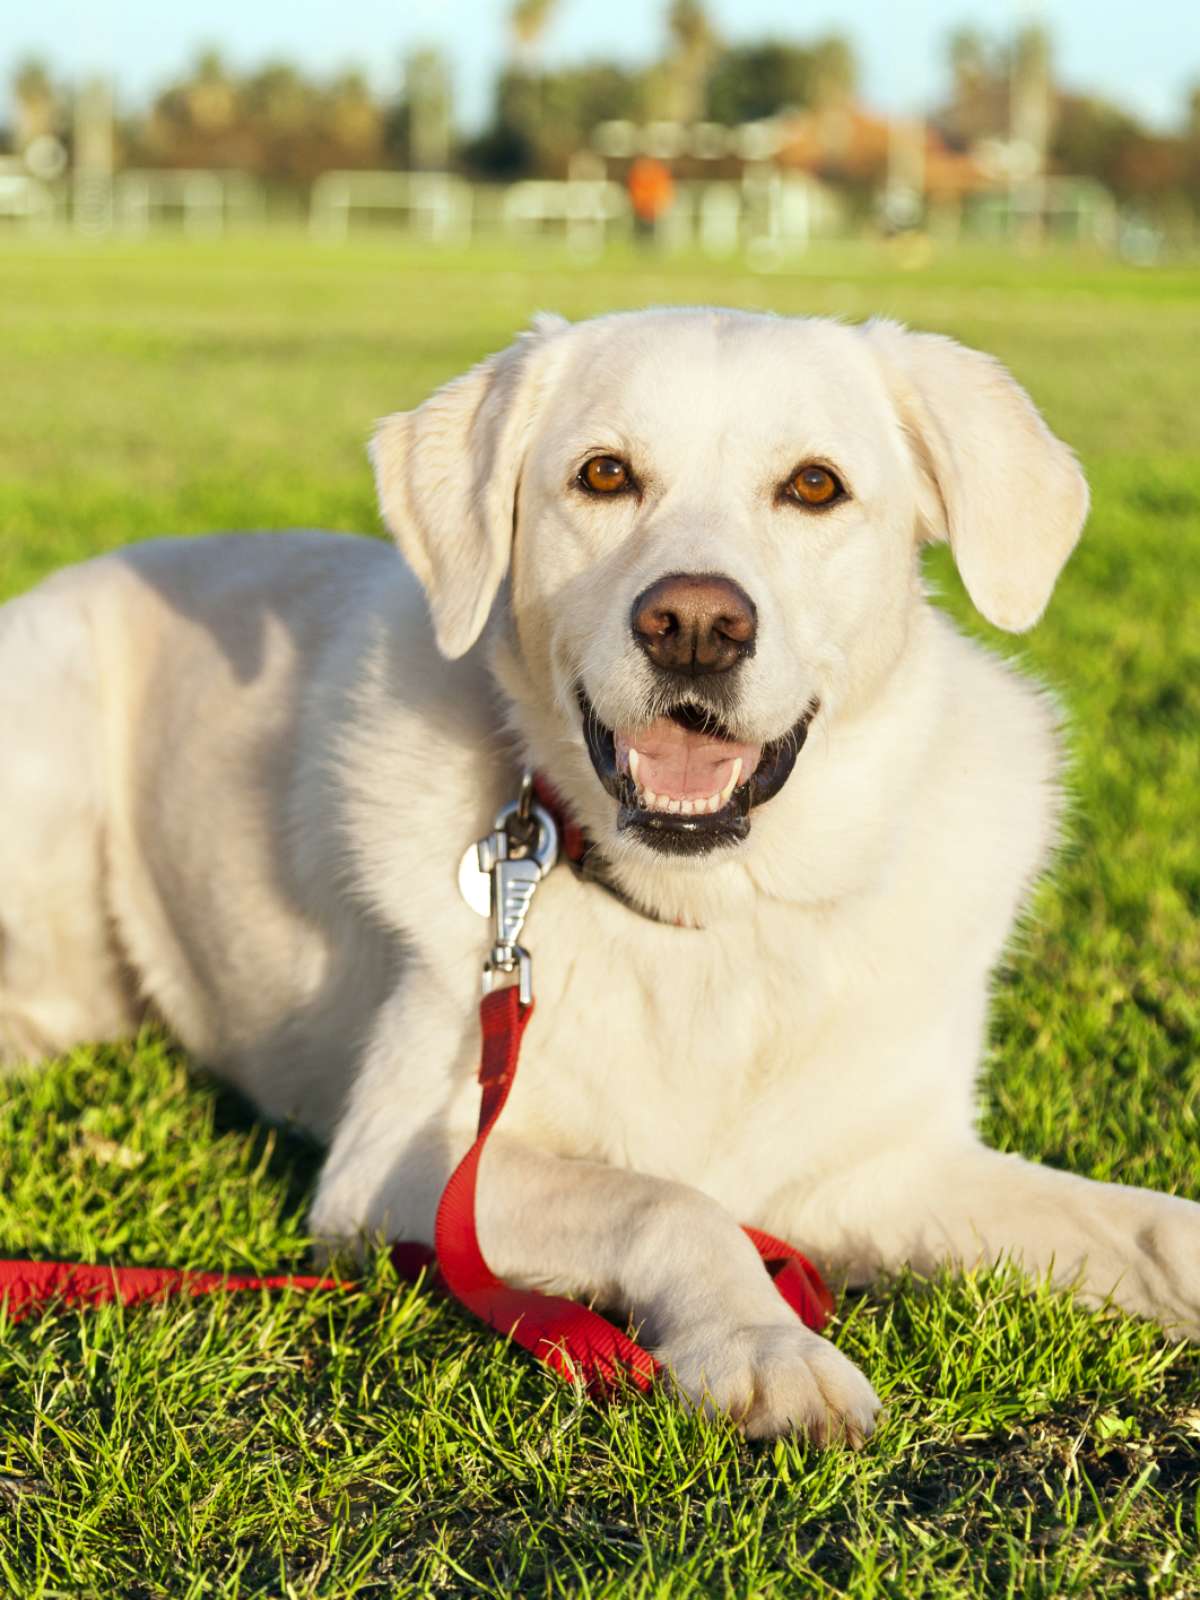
[371,310,1087,895]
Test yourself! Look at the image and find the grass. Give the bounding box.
[0,232,1198,1597]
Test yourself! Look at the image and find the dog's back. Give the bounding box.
[0,532,417,1131]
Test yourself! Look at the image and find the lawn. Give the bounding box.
[0,232,1198,1598]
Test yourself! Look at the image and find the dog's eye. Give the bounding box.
[785,465,844,508]
[579,455,630,495]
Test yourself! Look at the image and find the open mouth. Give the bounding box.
[579,691,818,856]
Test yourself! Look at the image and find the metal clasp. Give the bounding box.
[474,774,559,1004]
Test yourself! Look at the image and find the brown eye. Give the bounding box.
[787,464,843,507]
[581,455,629,494]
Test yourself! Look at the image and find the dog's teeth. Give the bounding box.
[636,783,740,816]
[629,749,641,784]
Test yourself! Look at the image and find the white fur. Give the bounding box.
[2,309,1195,1446]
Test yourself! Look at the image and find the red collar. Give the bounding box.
[532,773,586,865]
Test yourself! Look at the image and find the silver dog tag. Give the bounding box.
[457,844,493,918]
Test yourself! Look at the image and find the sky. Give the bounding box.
[3,0,1196,134]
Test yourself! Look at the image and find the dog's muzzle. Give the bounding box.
[579,690,818,857]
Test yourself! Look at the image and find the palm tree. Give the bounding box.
[185,49,236,134]
[663,0,719,125]
[810,35,855,111]
[12,58,57,149]
[404,50,452,170]
[510,0,560,70]
[945,28,1002,146]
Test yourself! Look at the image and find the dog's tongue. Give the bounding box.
[616,718,761,805]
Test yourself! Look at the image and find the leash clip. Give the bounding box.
[474,773,559,1004]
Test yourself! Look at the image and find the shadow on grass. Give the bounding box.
[204,1071,326,1228]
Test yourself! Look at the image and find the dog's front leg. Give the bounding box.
[313,1021,879,1442]
[772,1142,1200,1336]
[475,1136,880,1440]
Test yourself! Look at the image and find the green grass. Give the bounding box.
[0,233,1198,1597]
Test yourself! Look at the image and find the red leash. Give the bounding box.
[0,782,833,1389]
[417,985,831,1391]
[0,1259,340,1321]
[0,985,832,1386]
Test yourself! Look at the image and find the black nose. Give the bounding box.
[631,573,757,677]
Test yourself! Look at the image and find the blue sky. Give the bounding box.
[3,1,1196,133]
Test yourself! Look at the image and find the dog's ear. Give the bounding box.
[864,319,1089,632]
[370,314,569,659]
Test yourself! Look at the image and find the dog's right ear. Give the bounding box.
[370,314,569,659]
[864,319,1088,632]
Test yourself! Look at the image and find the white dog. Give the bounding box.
[3,308,1197,1444]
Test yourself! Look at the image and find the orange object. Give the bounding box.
[627,157,675,224]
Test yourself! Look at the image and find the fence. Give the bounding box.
[0,164,1136,259]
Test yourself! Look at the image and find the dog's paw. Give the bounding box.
[656,1321,880,1445]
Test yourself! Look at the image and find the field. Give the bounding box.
[0,233,1198,1598]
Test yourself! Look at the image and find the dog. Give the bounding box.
[3,308,1197,1444]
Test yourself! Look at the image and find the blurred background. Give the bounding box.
[2,0,1198,260]
[1,0,1196,604]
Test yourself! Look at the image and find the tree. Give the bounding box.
[509,0,560,69]
[404,49,453,170]
[1183,87,1200,213]
[12,57,59,149]
[809,35,855,110]
[1010,23,1053,164]
[939,27,1007,148]
[325,70,385,163]
[661,0,720,124]
[542,63,644,137]
[464,61,643,178]
[1051,93,1141,192]
[184,49,236,135]
[469,0,563,179]
[705,39,855,126]
[134,52,384,181]
[462,69,539,178]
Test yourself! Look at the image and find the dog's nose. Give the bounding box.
[631,573,757,676]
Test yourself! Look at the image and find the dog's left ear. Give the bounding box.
[371,313,569,659]
[864,319,1089,632]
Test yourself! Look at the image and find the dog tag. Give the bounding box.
[457,844,493,918]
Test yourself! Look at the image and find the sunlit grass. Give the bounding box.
[0,234,1197,1597]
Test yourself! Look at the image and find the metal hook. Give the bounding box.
[470,772,559,1001]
